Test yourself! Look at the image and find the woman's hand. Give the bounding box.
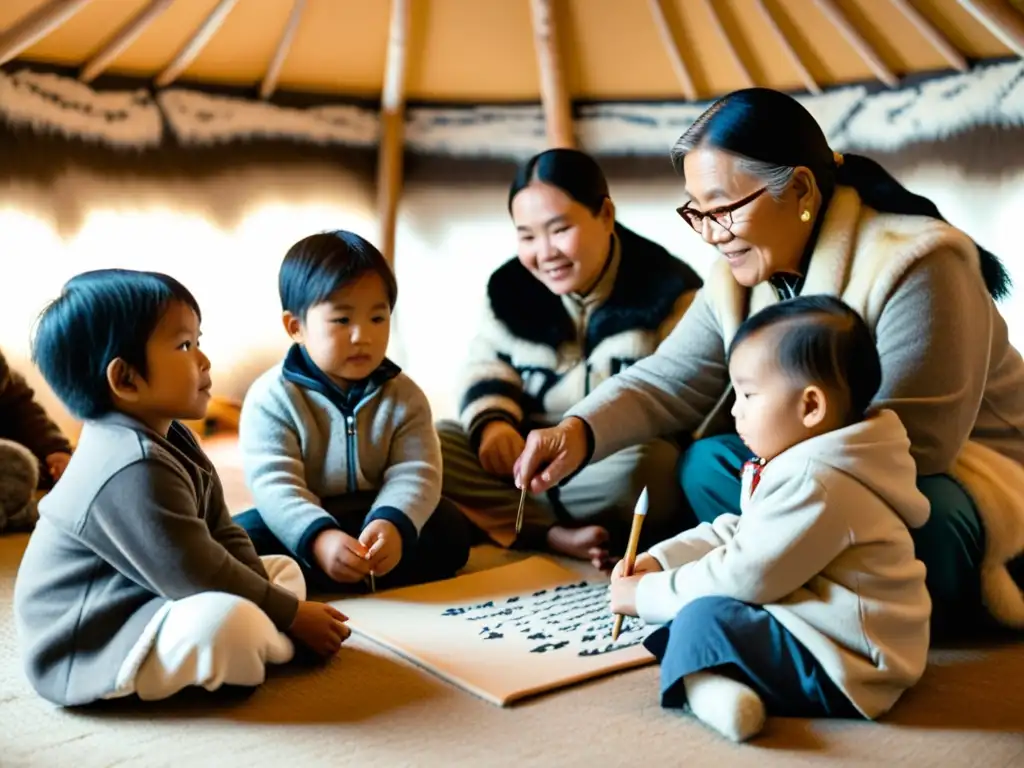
[513,417,589,494]
[477,421,525,477]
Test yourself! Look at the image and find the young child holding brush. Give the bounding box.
[609,296,931,742]
[236,230,471,593]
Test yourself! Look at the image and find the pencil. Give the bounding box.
[611,486,649,641]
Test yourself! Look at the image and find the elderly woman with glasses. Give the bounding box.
[514,88,1024,642]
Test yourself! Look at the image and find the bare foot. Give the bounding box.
[546,525,612,568]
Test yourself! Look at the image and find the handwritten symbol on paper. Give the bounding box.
[440,580,653,657]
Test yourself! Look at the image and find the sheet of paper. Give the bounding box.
[332,556,658,706]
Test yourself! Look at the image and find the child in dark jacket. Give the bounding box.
[0,349,73,532]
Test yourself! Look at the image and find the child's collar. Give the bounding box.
[282,344,401,411]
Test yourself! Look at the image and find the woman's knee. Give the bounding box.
[911,474,986,630]
[678,435,748,524]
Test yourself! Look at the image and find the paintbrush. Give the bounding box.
[611,486,649,642]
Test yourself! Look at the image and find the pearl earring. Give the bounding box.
[800,210,811,222]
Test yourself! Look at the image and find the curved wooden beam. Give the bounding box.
[377,0,411,266]
[259,0,306,100]
[813,0,899,86]
[0,0,92,67]
[889,0,968,71]
[529,0,575,149]
[957,0,1024,57]
[647,0,697,101]
[80,0,175,83]
[754,0,820,94]
[155,0,239,88]
[698,0,754,88]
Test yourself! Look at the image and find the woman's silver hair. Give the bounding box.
[670,106,795,201]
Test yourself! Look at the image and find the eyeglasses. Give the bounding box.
[676,187,768,233]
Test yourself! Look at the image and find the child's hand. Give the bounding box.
[610,552,663,581]
[288,600,350,656]
[609,574,644,617]
[359,519,402,577]
[45,451,71,481]
[478,421,525,478]
[312,529,371,583]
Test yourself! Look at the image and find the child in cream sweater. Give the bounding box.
[610,295,932,742]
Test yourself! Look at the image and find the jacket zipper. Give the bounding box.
[345,412,357,492]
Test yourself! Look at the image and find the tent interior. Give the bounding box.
[1,1,1023,765]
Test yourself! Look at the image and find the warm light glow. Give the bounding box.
[0,200,377,437]
[1,163,1021,441]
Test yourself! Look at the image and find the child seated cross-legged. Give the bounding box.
[235,231,471,593]
[609,295,932,742]
[14,269,349,707]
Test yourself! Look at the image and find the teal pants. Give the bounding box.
[678,434,996,640]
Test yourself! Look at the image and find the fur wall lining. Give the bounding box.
[0,60,1021,157]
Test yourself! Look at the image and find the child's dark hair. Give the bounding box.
[727,295,882,421]
[279,230,398,320]
[31,269,202,420]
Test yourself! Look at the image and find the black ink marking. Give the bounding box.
[530,641,570,653]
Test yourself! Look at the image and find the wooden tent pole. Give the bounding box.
[260,0,307,99]
[813,0,899,86]
[888,0,968,72]
[647,0,698,100]
[529,0,575,148]
[754,0,821,94]
[155,0,240,88]
[0,0,92,67]
[958,0,1024,57]
[698,0,754,87]
[377,0,411,266]
[80,0,175,83]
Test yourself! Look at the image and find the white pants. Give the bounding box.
[113,555,306,701]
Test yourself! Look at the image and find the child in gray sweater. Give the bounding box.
[235,231,471,592]
[14,269,348,706]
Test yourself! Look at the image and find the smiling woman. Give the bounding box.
[514,87,1024,642]
[436,148,703,566]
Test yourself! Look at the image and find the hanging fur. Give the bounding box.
[0,60,1021,157]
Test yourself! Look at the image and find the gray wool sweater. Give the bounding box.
[14,413,298,707]
[239,345,442,569]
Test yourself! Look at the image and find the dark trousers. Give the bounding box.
[645,596,862,719]
[677,433,1022,640]
[235,493,472,594]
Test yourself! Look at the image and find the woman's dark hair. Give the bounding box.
[671,87,1010,301]
[508,148,611,215]
[31,269,202,420]
[728,295,882,422]
[279,230,398,319]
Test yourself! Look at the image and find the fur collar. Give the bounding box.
[487,223,703,354]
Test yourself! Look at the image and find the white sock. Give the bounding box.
[683,671,766,743]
